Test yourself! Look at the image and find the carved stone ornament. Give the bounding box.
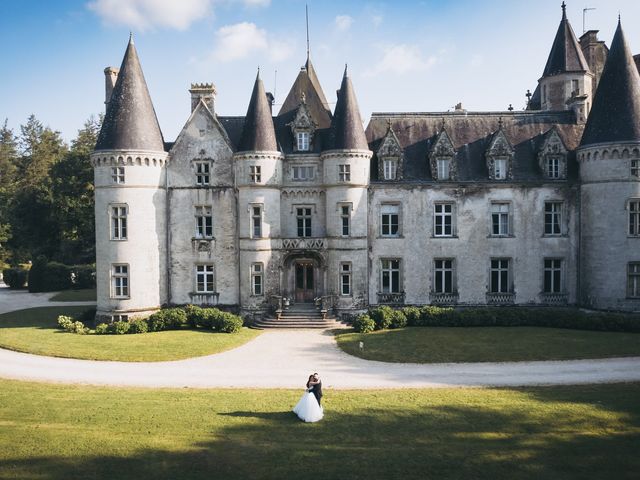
[288,98,317,152]
[428,128,457,180]
[485,129,514,180]
[537,128,568,179]
[376,122,403,180]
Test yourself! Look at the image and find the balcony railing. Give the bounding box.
[281,238,325,250]
[486,292,515,305]
[377,292,405,305]
[189,292,220,305]
[539,292,569,305]
[430,292,459,305]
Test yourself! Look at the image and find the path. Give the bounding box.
[0,287,639,389]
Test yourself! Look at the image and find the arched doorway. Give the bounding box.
[282,252,325,304]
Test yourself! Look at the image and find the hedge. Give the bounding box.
[2,268,28,289]
[352,306,640,333]
[25,257,95,292]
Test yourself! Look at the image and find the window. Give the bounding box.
[491,202,510,236]
[544,202,563,236]
[381,204,400,237]
[381,259,401,293]
[434,259,454,294]
[292,165,314,181]
[340,205,350,236]
[546,157,561,178]
[629,200,640,236]
[632,159,639,178]
[296,207,312,237]
[437,159,451,180]
[196,265,215,293]
[543,259,563,293]
[195,161,210,186]
[112,314,128,322]
[251,205,262,238]
[490,258,510,293]
[383,159,397,180]
[297,131,310,151]
[110,205,127,240]
[111,264,129,298]
[250,165,261,183]
[340,262,352,295]
[339,164,351,182]
[571,79,579,95]
[195,206,213,238]
[251,263,263,296]
[434,203,454,237]
[494,159,507,180]
[111,166,125,183]
[629,263,640,298]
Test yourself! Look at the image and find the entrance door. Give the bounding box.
[295,262,315,303]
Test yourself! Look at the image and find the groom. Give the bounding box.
[308,373,323,406]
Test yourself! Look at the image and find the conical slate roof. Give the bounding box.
[542,3,589,77]
[330,67,368,150]
[278,58,332,129]
[95,36,164,152]
[238,72,278,152]
[581,20,640,147]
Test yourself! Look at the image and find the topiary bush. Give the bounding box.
[2,268,28,289]
[214,311,243,333]
[128,318,149,334]
[28,257,72,292]
[353,314,375,333]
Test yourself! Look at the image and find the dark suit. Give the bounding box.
[309,380,323,406]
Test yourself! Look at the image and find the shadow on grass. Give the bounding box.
[2,386,639,480]
[0,306,91,329]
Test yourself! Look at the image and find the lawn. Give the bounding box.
[336,326,640,363]
[0,379,638,479]
[49,289,97,302]
[0,306,260,361]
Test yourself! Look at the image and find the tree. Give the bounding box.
[0,120,17,264]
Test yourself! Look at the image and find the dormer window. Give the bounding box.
[631,159,639,178]
[538,128,567,180]
[494,159,508,180]
[297,131,310,151]
[383,158,398,180]
[436,159,451,180]
[429,128,457,181]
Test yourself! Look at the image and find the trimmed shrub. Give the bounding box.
[401,306,421,326]
[71,264,96,289]
[184,304,206,328]
[353,314,375,333]
[112,321,130,335]
[95,323,109,335]
[147,308,187,332]
[56,315,88,334]
[57,315,74,330]
[214,311,243,333]
[71,321,89,335]
[369,306,395,330]
[28,257,72,293]
[128,318,149,334]
[388,309,407,329]
[2,268,28,289]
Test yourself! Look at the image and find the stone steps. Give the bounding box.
[252,307,349,329]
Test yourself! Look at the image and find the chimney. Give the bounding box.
[104,67,119,107]
[189,83,217,113]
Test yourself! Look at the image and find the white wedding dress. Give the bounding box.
[292,390,324,422]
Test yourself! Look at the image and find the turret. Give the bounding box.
[235,71,283,316]
[538,3,593,123]
[577,19,640,311]
[91,35,168,323]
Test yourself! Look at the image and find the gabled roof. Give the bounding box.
[278,58,332,130]
[542,3,590,77]
[95,35,165,152]
[581,20,640,147]
[237,72,278,153]
[329,67,369,151]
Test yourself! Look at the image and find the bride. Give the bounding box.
[292,374,324,422]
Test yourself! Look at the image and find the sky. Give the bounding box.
[1,0,639,143]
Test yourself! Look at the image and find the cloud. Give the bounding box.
[366,44,438,76]
[334,15,353,31]
[88,0,213,30]
[470,54,484,67]
[212,22,293,62]
[371,14,383,27]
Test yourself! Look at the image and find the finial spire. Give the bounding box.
[343,63,348,78]
[129,31,134,44]
[498,116,504,129]
[306,4,310,62]
[561,1,567,19]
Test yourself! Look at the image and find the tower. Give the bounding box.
[323,67,372,312]
[577,19,640,311]
[235,72,284,316]
[91,36,168,322]
[538,2,593,123]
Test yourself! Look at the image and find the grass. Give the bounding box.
[49,289,97,302]
[0,379,638,479]
[336,326,640,363]
[0,306,260,362]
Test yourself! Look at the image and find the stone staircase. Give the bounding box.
[252,303,348,329]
